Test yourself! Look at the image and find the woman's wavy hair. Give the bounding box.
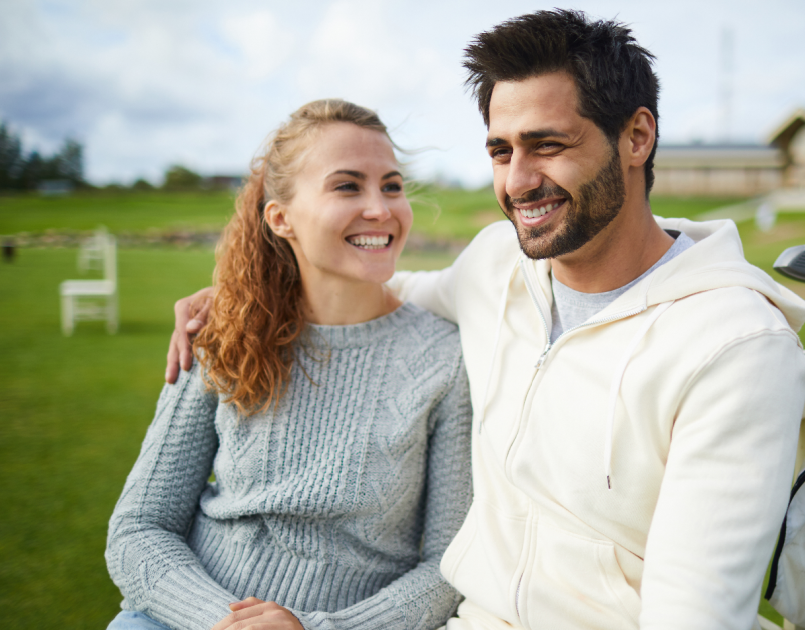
[193,99,390,416]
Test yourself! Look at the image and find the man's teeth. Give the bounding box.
[348,235,390,249]
[520,201,562,218]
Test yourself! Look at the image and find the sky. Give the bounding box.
[1,0,804,188]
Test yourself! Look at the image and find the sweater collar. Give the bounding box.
[304,302,422,350]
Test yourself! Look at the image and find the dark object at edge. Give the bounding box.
[774,245,805,282]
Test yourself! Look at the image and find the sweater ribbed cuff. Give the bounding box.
[290,593,406,630]
[146,563,235,630]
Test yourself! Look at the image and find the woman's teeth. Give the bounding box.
[520,201,562,218]
[348,235,390,249]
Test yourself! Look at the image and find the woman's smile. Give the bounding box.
[346,232,394,250]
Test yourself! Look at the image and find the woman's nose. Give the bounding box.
[362,194,392,221]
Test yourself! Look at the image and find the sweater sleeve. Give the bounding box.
[105,363,236,630]
[290,354,474,630]
[639,331,805,630]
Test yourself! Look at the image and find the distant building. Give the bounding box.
[37,179,74,196]
[203,175,245,192]
[652,109,805,196]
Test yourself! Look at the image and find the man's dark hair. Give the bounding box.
[464,9,660,195]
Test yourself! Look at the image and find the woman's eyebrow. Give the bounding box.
[327,170,402,180]
[329,169,366,179]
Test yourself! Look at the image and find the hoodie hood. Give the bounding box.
[584,217,805,333]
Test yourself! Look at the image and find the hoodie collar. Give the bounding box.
[523,217,805,332]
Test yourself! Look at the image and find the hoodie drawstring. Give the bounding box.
[478,260,520,434]
[604,300,674,490]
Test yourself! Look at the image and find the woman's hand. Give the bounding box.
[211,598,304,630]
[165,286,214,383]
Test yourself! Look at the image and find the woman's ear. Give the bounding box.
[264,200,294,239]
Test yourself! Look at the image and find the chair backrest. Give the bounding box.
[77,227,116,284]
[78,228,108,273]
[103,234,117,283]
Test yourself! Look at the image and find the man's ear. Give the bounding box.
[264,200,294,239]
[623,106,656,168]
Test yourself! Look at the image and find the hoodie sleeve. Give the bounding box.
[639,329,805,630]
[386,264,461,324]
[386,221,521,325]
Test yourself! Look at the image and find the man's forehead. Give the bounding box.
[487,72,583,138]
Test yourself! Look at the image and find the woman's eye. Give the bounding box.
[383,182,402,193]
[335,182,359,192]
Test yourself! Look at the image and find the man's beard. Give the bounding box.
[504,147,626,260]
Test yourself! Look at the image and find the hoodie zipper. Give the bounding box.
[519,259,647,371]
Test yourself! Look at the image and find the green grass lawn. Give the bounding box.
[0,248,221,628]
[0,191,236,234]
[0,242,462,629]
[0,188,746,241]
[1,189,801,628]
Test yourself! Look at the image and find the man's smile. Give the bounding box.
[515,198,566,224]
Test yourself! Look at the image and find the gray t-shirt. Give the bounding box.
[550,230,695,343]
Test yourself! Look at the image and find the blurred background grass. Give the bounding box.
[1,188,802,628]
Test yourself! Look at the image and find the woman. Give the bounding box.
[106,100,472,630]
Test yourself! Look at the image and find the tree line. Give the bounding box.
[0,120,243,193]
[0,122,84,190]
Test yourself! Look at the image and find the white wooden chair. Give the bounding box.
[60,229,118,335]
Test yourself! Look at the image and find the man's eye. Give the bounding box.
[490,147,511,159]
[537,142,563,152]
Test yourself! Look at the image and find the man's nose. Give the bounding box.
[506,153,544,200]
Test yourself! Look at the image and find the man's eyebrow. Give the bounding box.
[520,129,571,142]
[486,129,572,148]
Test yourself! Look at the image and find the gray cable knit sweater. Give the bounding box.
[106,303,472,630]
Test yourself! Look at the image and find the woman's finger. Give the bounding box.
[211,601,303,630]
[166,330,181,384]
[229,597,265,612]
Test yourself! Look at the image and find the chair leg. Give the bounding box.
[107,293,118,334]
[61,294,74,336]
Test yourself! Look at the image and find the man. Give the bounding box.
[168,10,805,629]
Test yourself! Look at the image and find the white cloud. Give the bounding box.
[1,0,803,186]
[220,10,294,80]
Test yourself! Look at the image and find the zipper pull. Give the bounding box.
[535,347,550,370]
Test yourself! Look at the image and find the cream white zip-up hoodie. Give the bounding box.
[390,217,805,630]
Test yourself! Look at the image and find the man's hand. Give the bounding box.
[165,286,214,383]
[211,598,304,630]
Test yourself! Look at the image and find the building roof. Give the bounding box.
[768,108,805,151]
[654,144,784,169]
